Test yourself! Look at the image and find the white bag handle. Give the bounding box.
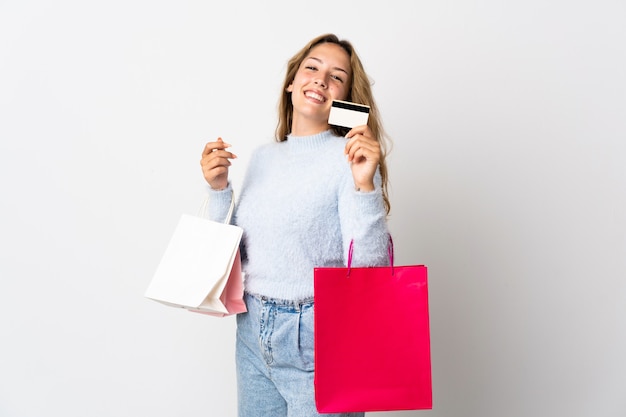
[198,190,235,224]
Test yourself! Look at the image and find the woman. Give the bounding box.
[201,33,391,417]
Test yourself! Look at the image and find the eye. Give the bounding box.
[305,65,318,71]
[331,74,344,83]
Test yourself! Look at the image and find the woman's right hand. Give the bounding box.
[200,137,237,190]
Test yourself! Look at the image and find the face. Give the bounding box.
[287,42,352,133]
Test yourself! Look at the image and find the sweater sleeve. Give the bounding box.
[204,183,234,224]
[337,168,391,267]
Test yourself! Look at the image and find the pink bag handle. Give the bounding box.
[346,234,394,277]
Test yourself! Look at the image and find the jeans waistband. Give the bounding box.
[245,291,314,311]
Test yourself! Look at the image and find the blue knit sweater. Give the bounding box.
[207,130,390,300]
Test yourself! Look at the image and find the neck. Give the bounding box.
[290,117,330,137]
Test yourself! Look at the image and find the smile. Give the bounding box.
[305,91,326,102]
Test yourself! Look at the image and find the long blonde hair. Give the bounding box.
[276,34,391,214]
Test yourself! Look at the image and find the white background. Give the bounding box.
[1,1,625,416]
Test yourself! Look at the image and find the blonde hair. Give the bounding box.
[276,34,391,214]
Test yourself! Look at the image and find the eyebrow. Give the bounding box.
[307,56,349,76]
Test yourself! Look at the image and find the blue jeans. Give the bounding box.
[236,292,364,417]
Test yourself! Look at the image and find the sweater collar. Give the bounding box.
[285,130,339,151]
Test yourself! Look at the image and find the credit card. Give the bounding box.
[328,100,370,128]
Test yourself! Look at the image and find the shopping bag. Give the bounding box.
[314,237,432,413]
[144,194,246,317]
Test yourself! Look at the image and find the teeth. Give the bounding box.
[305,91,324,101]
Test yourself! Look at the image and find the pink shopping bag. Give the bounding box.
[314,238,432,413]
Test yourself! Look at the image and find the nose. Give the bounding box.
[314,76,327,88]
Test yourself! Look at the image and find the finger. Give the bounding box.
[344,127,375,152]
[202,153,233,168]
[201,157,233,185]
[346,142,379,163]
[202,148,238,162]
[200,147,236,176]
[345,124,370,139]
[349,143,380,164]
[202,137,232,156]
[345,132,377,148]
[345,135,379,160]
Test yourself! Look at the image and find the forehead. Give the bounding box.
[304,43,351,73]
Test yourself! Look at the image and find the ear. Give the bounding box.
[286,81,293,93]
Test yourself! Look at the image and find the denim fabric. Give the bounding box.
[236,292,364,417]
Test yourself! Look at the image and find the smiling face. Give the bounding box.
[286,42,352,136]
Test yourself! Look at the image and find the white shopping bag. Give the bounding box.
[145,196,246,316]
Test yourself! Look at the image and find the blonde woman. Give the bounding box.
[201,33,391,417]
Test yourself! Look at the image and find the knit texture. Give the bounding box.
[207,130,390,300]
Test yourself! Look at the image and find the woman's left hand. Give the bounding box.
[344,125,380,192]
